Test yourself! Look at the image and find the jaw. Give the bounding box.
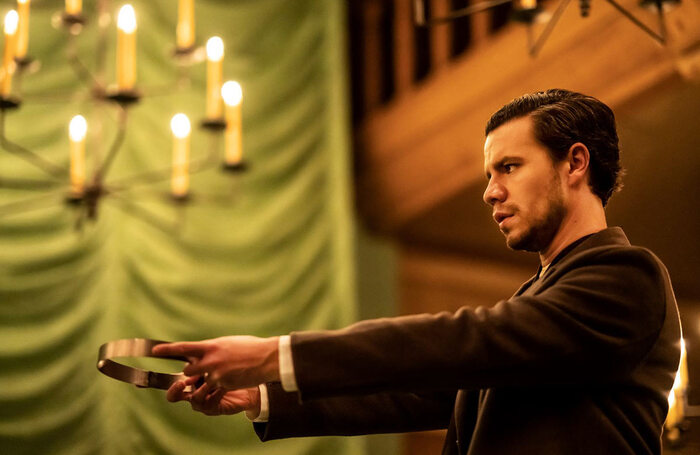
[503,205,566,254]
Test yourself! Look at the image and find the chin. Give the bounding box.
[505,227,541,252]
[504,231,524,250]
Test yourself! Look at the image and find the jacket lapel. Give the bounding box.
[512,275,537,297]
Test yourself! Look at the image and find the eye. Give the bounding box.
[503,163,517,173]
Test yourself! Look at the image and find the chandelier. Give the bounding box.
[412,0,679,56]
[0,0,247,232]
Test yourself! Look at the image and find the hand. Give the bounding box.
[166,376,261,417]
[152,335,280,390]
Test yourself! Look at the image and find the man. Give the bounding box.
[154,89,681,454]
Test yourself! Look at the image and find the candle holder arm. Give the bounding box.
[605,0,666,44]
[65,33,102,90]
[93,106,128,184]
[0,111,67,179]
[0,189,68,218]
[106,193,181,235]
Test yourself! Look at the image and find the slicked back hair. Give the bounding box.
[485,89,623,206]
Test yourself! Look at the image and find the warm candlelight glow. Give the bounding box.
[65,0,82,15]
[4,10,18,35]
[206,36,223,61]
[221,80,242,106]
[1,10,19,97]
[171,113,191,198]
[681,338,688,376]
[177,0,195,50]
[666,338,688,434]
[117,5,136,33]
[205,37,224,120]
[69,115,87,197]
[69,114,87,141]
[16,0,30,60]
[222,81,243,165]
[116,4,137,91]
[171,113,191,138]
[520,0,537,9]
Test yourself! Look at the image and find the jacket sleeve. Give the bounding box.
[290,246,668,400]
[254,382,457,441]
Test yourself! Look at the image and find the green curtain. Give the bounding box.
[0,1,361,454]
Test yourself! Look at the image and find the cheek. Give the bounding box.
[518,189,549,221]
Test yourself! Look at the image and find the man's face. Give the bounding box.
[483,116,567,252]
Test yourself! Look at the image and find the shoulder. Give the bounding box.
[543,241,670,330]
[563,239,669,289]
[556,228,668,284]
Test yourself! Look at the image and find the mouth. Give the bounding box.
[493,211,512,225]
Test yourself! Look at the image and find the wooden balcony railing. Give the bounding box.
[349,0,512,123]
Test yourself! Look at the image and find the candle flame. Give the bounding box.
[65,0,82,16]
[69,115,87,141]
[18,0,29,5]
[206,36,224,61]
[221,81,242,106]
[4,10,18,35]
[668,387,676,407]
[171,113,191,138]
[117,4,136,33]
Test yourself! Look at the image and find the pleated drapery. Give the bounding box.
[0,1,360,454]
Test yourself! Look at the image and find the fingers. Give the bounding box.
[166,377,228,416]
[190,380,214,406]
[204,388,228,412]
[166,380,189,403]
[184,375,202,386]
[189,382,226,415]
[152,342,207,358]
[182,361,210,378]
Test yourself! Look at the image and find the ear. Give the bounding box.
[566,142,590,187]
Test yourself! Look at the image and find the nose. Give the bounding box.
[483,179,506,206]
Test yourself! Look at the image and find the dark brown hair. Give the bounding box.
[485,89,623,206]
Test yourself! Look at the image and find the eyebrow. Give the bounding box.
[485,155,522,178]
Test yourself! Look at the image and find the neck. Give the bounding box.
[539,195,607,266]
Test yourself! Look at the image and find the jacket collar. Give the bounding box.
[513,227,629,297]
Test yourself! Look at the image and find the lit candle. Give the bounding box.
[16,0,29,60]
[205,36,224,120]
[666,339,688,432]
[679,338,688,391]
[221,81,243,165]
[666,386,679,429]
[116,5,137,91]
[177,0,195,50]
[1,10,19,97]
[69,115,87,197]
[65,0,82,16]
[170,113,191,198]
[520,0,537,9]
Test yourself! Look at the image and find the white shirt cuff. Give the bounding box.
[245,383,269,422]
[278,335,299,392]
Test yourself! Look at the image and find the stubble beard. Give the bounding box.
[506,174,566,253]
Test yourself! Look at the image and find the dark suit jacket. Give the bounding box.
[255,227,681,455]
